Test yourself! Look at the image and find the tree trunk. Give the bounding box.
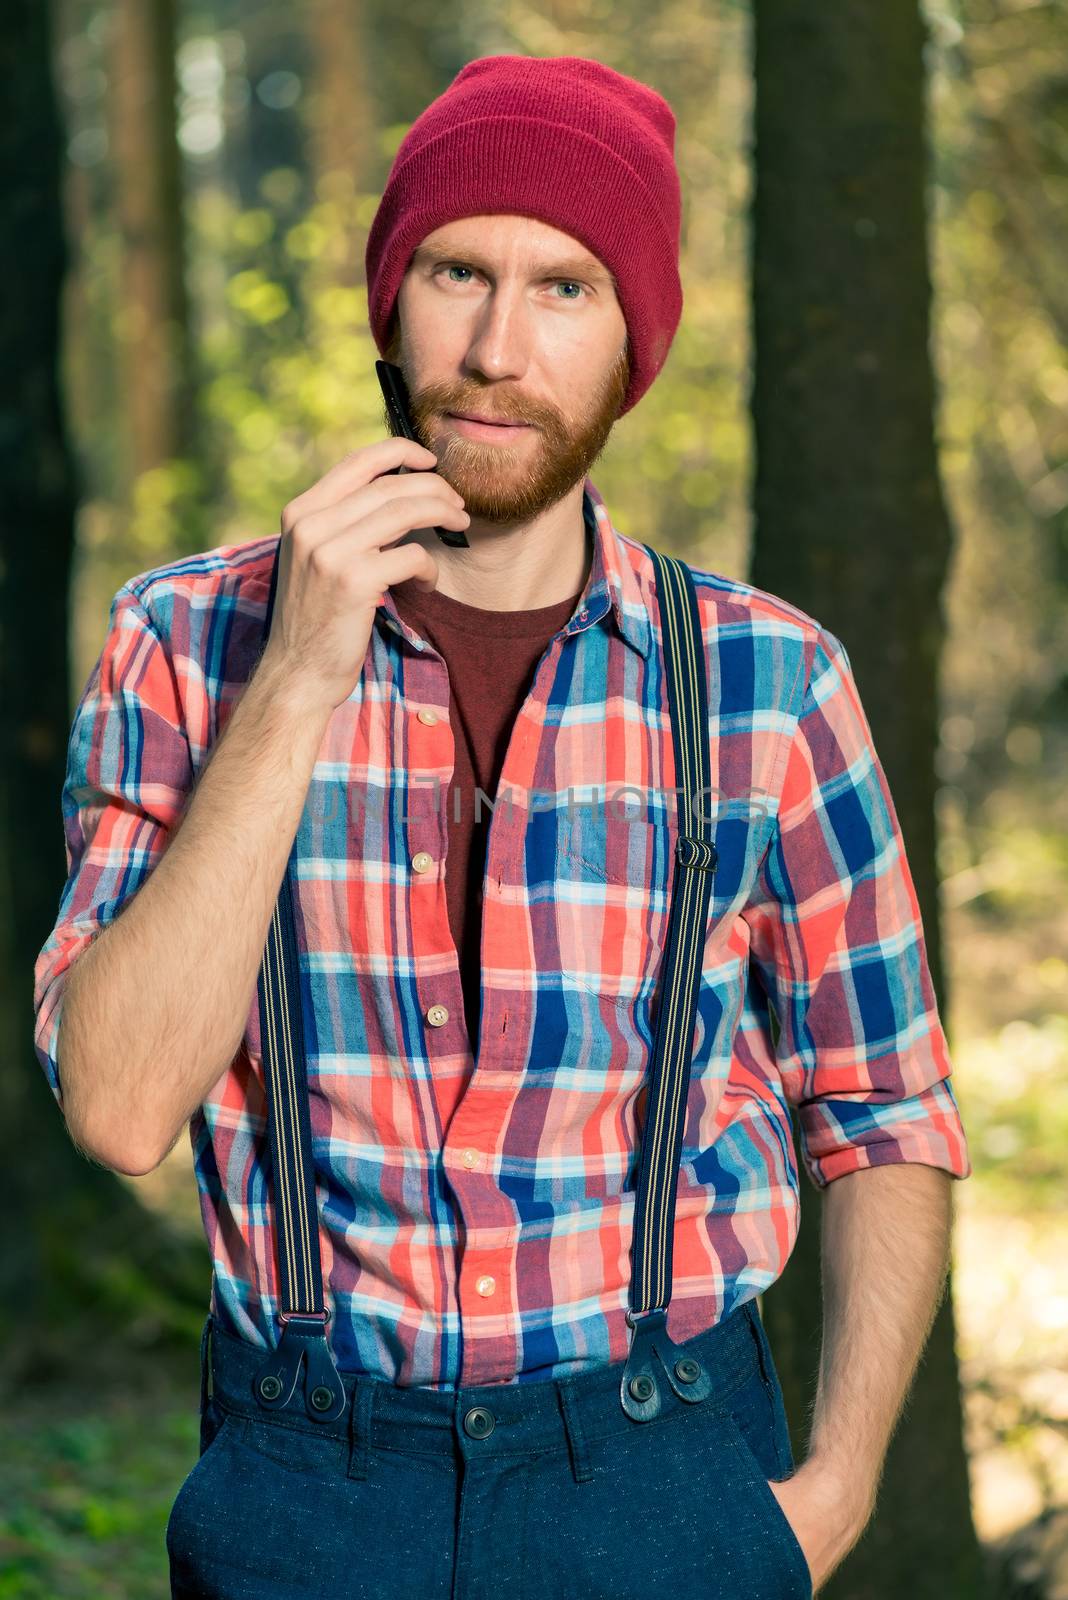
[106,0,198,483]
[0,0,206,1395]
[306,0,375,258]
[748,4,988,1595]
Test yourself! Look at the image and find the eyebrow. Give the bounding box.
[412,242,616,289]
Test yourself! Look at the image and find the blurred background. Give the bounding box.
[2,1,1066,1596]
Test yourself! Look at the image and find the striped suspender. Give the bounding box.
[248,538,717,1423]
[249,542,347,1423]
[618,548,718,1422]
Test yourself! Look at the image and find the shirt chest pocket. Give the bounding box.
[557,803,774,1011]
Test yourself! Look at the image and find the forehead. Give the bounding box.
[417,213,606,274]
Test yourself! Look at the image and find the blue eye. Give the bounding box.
[439,265,587,299]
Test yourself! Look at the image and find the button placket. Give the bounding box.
[408,686,456,1045]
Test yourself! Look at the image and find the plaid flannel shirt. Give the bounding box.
[33,480,971,1387]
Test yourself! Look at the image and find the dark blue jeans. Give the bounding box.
[166,1299,813,1599]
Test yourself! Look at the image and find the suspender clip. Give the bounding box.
[251,1310,346,1424]
[620,1306,715,1422]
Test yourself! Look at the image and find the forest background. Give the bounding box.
[2,1,1066,1596]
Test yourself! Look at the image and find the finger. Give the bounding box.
[373,542,440,597]
[306,496,471,564]
[300,487,469,553]
[312,473,465,535]
[283,437,439,526]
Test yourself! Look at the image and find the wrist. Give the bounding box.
[798,1450,877,1530]
[249,647,336,727]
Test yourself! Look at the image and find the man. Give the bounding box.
[33,54,971,1599]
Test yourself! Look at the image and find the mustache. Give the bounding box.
[412,381,554,432]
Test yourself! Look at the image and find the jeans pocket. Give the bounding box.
[713,1375,813,1599]
[166,1407,244,1568]
[239,1414,349,1477]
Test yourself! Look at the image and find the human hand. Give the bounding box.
[261,438,470,712]
[767,1457,874,1595]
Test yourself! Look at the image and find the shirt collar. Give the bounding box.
[569,479,652,660]
[378,478,652,661]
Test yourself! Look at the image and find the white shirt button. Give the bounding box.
[475,1275,496,1297]
[426,1004,449,1027]
[416,708,439,725]
[461,1148,480,1169]
[411,852,433,873]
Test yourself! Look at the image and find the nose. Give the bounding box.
[462,285,531,387]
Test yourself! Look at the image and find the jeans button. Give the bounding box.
[463,1406,496,1439]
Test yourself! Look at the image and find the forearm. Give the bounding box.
[806,1163,954,1517]
[57,652,333,1175]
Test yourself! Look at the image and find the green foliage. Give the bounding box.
[0,1389,197,1597]
[954,1014,1068,1209]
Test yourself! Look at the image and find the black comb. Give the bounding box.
[375,360,470,548]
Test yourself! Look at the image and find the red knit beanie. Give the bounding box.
[364,55,683,417]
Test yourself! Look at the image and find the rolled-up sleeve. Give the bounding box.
[32,582,193,1109]
[745,624,972,1189]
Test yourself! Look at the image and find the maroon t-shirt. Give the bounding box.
[390,573,584,1052]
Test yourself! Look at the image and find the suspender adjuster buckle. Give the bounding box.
[675,834,718,872]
